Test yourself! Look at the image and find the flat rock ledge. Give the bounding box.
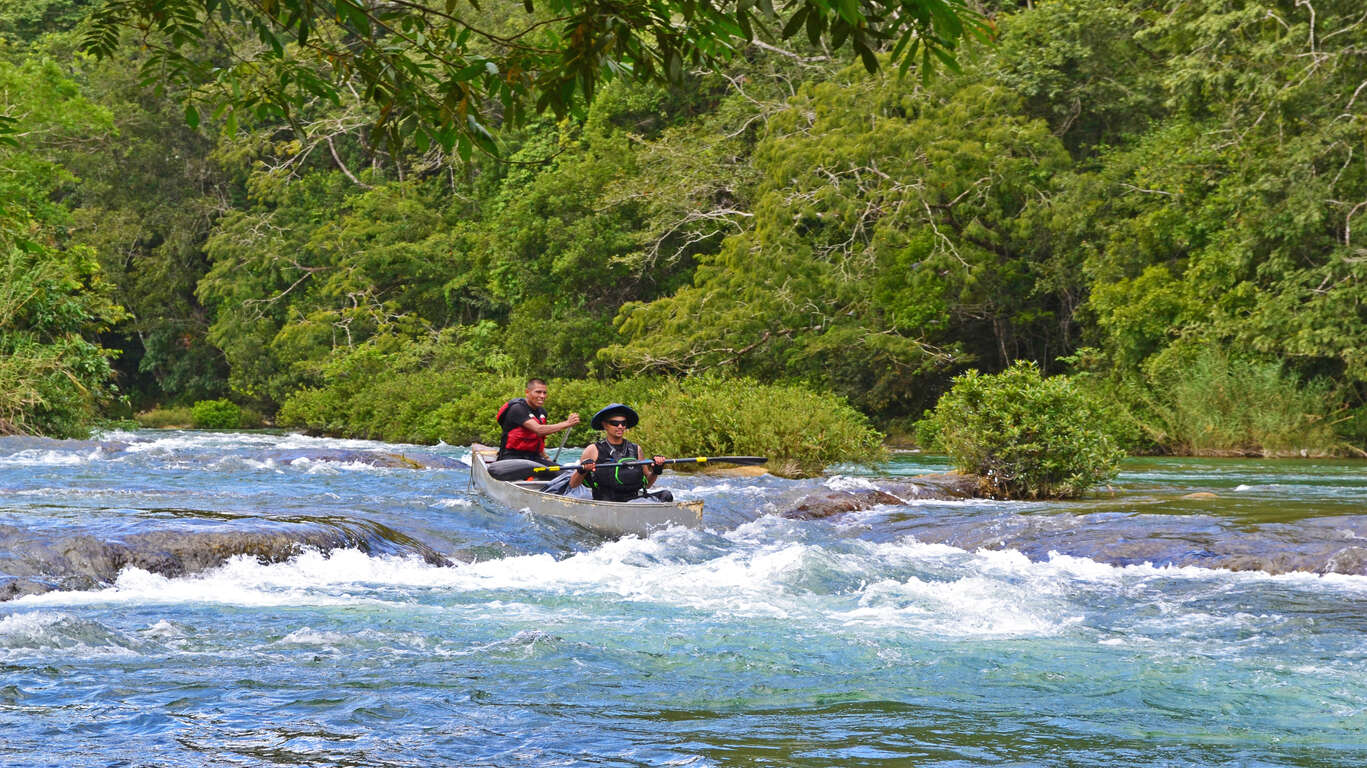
[783,473,980,520]
[0,522,453,601]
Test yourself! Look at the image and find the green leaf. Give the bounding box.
[781,7,809,39]
[805,6,824,47]
[836,0,860,24]
[854,38,878,73]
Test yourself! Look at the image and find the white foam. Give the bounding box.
[17,528,1367,644]
[290,457,397,475]
[0,611,139,658]
[0,610,68,637]
[14,549,420,609]
[0,448,103,466]
[1038,550,1367,591]
[111,430,432,457]
[143,619,186,639]
[685,480,772,497]
[823,475,881,491]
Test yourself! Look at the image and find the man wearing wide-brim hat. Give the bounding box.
[567,403,672,502]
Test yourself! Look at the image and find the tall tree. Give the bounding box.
[0,56,126,435]
[81,0,988,155]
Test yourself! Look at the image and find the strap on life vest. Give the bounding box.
[497,398,545,454]
[585,439,647,501]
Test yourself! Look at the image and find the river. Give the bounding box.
[1,430,1364,766]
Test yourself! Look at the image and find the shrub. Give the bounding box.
[917,362,1122,499]
[191,399,243,429]
[633,376,887,477]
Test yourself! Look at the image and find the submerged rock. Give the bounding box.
[262,448,466,469]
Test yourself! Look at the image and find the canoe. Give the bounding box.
[468,444,703,537]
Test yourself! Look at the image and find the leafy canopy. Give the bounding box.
[81,0,988,156]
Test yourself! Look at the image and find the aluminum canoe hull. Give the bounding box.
[469,444,702,537]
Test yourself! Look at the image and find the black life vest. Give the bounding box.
[585,439,647,502]
[496,397,547,456]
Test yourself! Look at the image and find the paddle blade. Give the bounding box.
[690,456,767,466]
[485,459,546,481]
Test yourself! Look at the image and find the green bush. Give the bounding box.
[191,399,243,429]
[917,362,1122,499]
[634,376,887,477]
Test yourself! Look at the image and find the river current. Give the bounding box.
[1,430,1365,766]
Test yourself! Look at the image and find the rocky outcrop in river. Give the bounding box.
[782,473,980,519]
[781,474,1367,577]
[0,520,453,600]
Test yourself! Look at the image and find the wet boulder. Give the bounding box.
[0,519,454,601]
[782,473,980,519]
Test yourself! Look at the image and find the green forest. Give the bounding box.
[2,0,1365,463]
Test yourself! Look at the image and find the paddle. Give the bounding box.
[531,455,767,474]
[551,424,572,463]
[485,455,767,482]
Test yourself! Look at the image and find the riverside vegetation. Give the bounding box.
[2,0,1365,494]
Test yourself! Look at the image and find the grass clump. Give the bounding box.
[135,405,195,428]
[917,362,1122,499]
[1068,344,1343,456]
[1136,345,1338,456]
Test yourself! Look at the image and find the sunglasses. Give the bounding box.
[604,419,629,427]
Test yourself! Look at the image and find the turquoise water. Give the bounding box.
[2,432,1365,766]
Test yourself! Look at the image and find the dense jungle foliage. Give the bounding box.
[2,0,1365,470]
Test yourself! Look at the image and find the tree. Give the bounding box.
[29,30,238,407]
[81,0,988,156]
[0,57,126,435]
[600,63,1076,421]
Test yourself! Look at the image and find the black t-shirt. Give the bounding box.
[500,399,547,430]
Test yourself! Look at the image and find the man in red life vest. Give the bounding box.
[496,378,579,464]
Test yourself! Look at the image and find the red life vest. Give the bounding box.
[496,398,547,454]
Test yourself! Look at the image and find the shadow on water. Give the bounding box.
[634,699,1364,767]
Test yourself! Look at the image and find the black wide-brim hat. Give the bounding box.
[590,403,639,430]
